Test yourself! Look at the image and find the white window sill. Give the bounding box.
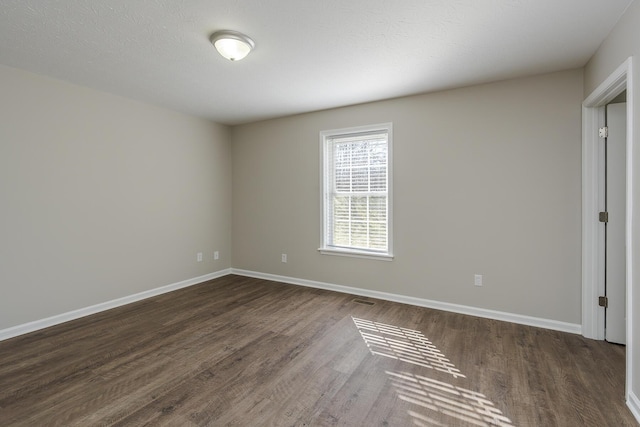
[318,247,394,261]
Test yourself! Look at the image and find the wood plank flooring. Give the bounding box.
[0,275,636,426]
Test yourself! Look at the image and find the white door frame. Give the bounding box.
[581,57,633,398]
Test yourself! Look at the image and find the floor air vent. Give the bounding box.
[352,299,375,306]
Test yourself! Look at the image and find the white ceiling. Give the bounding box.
[0,0,633,125]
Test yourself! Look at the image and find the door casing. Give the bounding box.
[581,57,633,399]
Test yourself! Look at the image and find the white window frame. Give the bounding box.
[318,123,393,261]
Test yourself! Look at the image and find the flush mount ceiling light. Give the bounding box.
[210,30,255,61]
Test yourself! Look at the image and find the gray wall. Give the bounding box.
[232,69,583,324]
[584,0,640,408]
[0,65,232,330]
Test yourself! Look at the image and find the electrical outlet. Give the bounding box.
[197,252,203,262]
[214,251,219,260]
[281,253,287,263]
[474,274,483,286]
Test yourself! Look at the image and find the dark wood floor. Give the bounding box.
[0,275,636,426]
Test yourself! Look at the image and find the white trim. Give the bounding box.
[318,247,394,261]
[625,59,635,404]
[231,269,581,334]
[628,390,640,423]
[582,104,606,339]
[0,269,232,342]
[319,122,394,259]
[626,58,640,406]
[582,57,634,405]
[582,58,632,339]
[583,63,629,107]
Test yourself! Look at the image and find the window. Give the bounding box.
[319,123,393,260]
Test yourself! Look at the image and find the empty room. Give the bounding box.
[1,0,640,425]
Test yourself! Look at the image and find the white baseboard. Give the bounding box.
[0,268,232,342]
[231,269,582,335]
[0,267,583,342]
[629,390,640,424]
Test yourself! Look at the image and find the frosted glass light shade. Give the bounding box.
[210,30,255,61]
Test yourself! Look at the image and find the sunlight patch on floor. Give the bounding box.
[352,317,513,426]
[351,317,465,378]
[386,371,514,427]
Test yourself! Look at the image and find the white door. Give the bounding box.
[605,102,626,345]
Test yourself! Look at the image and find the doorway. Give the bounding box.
[581,57,633,400]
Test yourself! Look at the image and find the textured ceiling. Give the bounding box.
[0,0,633,125]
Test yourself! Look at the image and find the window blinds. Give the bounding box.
[325,130,388,252]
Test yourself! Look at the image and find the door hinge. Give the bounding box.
[599,126,608,138]
[599,211,609,223]
[599,296,608,308]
